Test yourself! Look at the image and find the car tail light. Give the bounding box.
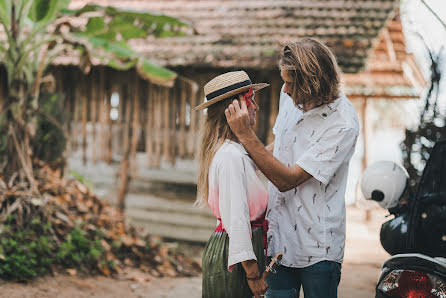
[377,269,446,298]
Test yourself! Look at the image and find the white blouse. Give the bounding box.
[208,140,269,271]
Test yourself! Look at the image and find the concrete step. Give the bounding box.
[125,194,214,218]
[124,193,216,243]
[128,217,213,243]
[126,208,216,230]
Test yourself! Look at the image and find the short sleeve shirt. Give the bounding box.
[208,140,269,271]
[266,86,359,268]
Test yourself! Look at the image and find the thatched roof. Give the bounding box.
[67,0,400,73]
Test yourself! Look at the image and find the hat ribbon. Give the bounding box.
[206,79,252,100]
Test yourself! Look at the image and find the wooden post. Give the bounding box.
[98,68,106,162]
[81,76,88,165]
[118,84,125,155]
[169,86,177,165]
[178,80,187,158]
[90,70,98,163]
[105,76,113,164]
[72,81,80,152]
[361,97,371,222]
[145,82,154,167]
[102,71,113,164]
[162,87,170,162]
[130,74,141,174]
[153,86,162,168]
[196,76,207,157]
[266,75,280,145]
[122,81,131,169]
[117,83,133,212]
[198,77,206,125]
[186,80,197,157]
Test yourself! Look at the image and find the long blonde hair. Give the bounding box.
[279,37,341,108]
[195,96,240,207]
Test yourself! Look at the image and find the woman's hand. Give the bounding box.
[247,277,268,298]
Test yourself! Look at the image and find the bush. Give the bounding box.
[0,219,108,280]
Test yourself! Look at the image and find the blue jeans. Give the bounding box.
[265,259,342,298]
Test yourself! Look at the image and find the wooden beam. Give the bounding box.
[162,87,170,162]
[117,77,133,212]
[153,86,162,168]
[117,86,124,156]
[145,82,154,167]
[347,94,418,100]
[72,79,80,152]
[361,97,368,172]
[122,78,131,170]
[360,97,371,222]
[169,86,177,165]
[90,70,97,164]
[81,76,88,165]
[130,73,141,174]
[105,74,113,164]
[382,28,397,63]
[98,67,106,162]
[178,80,187,158]
[186,79,198,158]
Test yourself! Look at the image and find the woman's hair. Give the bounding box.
[279,37,341,108]
[195,93,243,207]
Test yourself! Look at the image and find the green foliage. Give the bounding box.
[29,0,70,23]
[0,223,54,279]
[58,2,184,85]
[0,220,108,280]
[69,171,93,189]
[57,227,105,270]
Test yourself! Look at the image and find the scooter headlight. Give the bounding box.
[377,269,401,292]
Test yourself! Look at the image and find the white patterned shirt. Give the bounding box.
[208,140,269,271]
[266,86,359,268]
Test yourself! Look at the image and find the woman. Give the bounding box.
[195,71,270,298]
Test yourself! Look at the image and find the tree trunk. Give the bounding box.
[5,120,39,195]
[117,79,134,211]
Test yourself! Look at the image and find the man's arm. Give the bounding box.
[236,129,311,192]
[265,142,274,154]
[225,99,312,192]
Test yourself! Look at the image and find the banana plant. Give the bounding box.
[0,0,187,194]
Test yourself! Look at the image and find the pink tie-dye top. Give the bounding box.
[208,140,269,271]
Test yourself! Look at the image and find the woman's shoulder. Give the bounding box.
[213,140,249,164]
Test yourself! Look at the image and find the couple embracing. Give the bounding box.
[195,37,359,298]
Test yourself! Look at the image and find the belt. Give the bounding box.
[215,212,269,252]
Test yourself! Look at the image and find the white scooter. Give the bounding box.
[360,140,446,298]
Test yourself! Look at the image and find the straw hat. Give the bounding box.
[195,71,269,110]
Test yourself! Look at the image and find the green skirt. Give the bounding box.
[202,227,265,298]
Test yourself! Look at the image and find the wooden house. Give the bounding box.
[56,0,424,175]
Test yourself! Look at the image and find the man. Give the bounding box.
[225,37,359,297]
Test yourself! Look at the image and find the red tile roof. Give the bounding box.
[69,0,400,73]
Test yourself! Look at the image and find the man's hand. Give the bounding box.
[225,96,251,140]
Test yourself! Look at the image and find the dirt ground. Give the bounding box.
[0,206,389,298]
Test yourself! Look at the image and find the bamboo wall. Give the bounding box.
[0,65,281,170]
[58,66,285,170]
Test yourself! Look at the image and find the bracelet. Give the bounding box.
[246,272,262,281]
